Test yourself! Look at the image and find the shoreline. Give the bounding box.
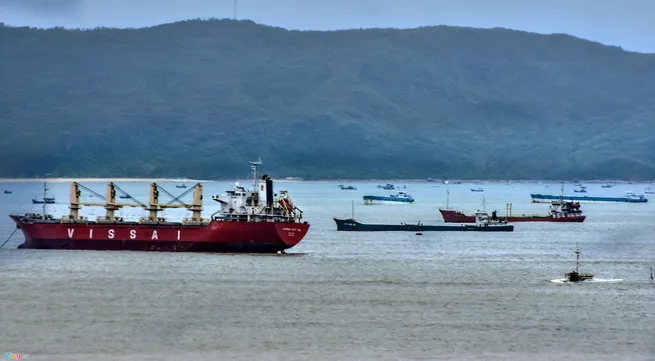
[0,178,652,183]
[0,178,201,183]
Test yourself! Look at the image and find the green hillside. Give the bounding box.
[1,19,654,179]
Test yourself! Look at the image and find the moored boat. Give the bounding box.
[10,160,310,253]
[377,183,395,190]
[440,201,585,223]
[363,191,414,204]
[334,210,513,232]
[531,191,647,203]
[32,182,55,203]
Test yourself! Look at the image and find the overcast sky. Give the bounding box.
[1,0,653,53]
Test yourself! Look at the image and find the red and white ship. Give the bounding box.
[10,160,310,253]
[439,201,586,223]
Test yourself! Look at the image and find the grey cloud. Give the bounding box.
[0,0,81,14]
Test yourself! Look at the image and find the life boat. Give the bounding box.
[278,198,295,213]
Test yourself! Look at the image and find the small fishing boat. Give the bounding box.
[175,184,188,189]
[339,184,357,190]
[564,245,594,282]
[4,190,11,194]
[470,187,484,192]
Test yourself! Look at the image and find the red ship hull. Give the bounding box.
[438,209,586,223]
[10,215,310,253]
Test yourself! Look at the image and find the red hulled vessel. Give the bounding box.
[439,201,585,223]
[10,160,310,253]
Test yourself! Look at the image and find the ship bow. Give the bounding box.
[8,214,30,248]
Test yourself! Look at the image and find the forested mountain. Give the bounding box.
[1,19,654,179]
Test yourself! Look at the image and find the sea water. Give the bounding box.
[1,180,654,360]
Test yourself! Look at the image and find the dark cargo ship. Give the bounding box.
[10,160,310,253]
[439,201,585,223]
[334,210,514,232]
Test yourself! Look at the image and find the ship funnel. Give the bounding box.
[266,177,274,209]
[257,175,274,211]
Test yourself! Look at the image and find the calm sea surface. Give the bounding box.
[1,180,654,361]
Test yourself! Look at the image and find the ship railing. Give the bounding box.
[182,217,207,224]
[60,216,79,223]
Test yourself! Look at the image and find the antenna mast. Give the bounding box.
[249,158,262,190]
[42,181,47,216]
[560,181,564,202]
[446,189,450,209]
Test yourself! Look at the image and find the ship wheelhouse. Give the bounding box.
[210,160,303,223]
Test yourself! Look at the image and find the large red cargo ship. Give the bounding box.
[10,160,310,253]
[439,201,586,223]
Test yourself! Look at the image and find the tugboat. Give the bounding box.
[564,245,594,282]
[334,209,514,232]
[363,191,414,204]
[10,160,310,253]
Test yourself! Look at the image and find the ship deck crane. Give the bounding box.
[69,182,145,222]
[147,183,204,223]
[67,181,204,223]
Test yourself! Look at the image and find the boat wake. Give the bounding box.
[549,278,623,283]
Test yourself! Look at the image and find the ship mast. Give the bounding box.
[446,189,450,209]
[560,181,564,202]
[249,158,262,191]
[574,243,581,273]
[351,200,355,219]
[42,181,48,216]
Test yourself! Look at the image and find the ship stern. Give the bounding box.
[274,222,310,250]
